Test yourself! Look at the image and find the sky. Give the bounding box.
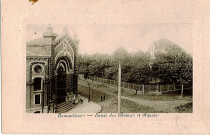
[26,23,193,55]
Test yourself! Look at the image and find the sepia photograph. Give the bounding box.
[26,24,193,113]
[3,0,210,134]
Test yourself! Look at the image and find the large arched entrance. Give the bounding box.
[55,57,72,104]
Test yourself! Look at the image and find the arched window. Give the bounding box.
[57,62,66,73]
[34,78,42,91]
[34,111,40,113]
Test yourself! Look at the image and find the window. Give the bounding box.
[35,94,41,104]
[34,111,40,113]
[34,78,41,91]
[34,65,42,74]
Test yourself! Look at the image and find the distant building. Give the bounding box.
[147,39,180,58]
[26,25,78,113]
[147,39,180,84]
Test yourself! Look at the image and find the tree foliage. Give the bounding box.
[78,46,193,85]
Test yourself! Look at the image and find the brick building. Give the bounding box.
[26,25,78,113]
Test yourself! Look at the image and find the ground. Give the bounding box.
[78,79,193,113]
[66,95,102,113]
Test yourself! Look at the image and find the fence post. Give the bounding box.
[136,86,138,94]
[181,84,183,98]
[143,84,144,94]
[168,84,169,91]
[156,84,158,94]
[133,83,134,90]
[160,85,162,92]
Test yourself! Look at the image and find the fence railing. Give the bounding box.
[78,74,192,96]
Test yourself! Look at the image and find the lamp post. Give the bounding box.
[88,82,91,102]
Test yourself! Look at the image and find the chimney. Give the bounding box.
[43,24,57,43]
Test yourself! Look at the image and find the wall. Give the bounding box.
[26,57,50,111]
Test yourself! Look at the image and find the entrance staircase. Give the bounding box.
[55,101,76,113]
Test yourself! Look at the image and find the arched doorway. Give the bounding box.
[56,62,66,103]
[55,57,72,104]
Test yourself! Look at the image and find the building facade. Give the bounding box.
[26,25,78,113]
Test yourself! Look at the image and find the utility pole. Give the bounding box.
[88,83,91,102]
[118,63,121,113]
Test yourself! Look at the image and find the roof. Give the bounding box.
[55,33,65,42]
[26,37,52,57]
[27,37,52,46]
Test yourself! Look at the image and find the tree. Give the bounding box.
[78,45,192,85]
[152,46,192,84]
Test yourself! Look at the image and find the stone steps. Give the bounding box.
[55,101,75,113]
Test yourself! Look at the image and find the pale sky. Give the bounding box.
[26,23,193,55]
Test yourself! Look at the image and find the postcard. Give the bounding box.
[2,0,210,134]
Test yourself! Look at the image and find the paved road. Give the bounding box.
[66,95,102,113]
